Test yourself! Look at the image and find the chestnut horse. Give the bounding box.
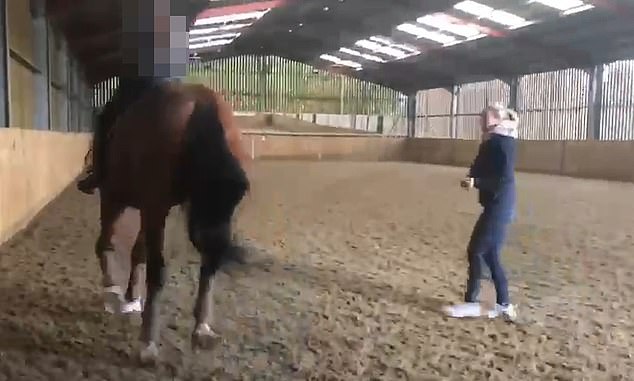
[95,81,250,364]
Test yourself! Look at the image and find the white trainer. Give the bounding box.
[488,304,519,321]
[121,298,144,314]
[443,302,483,318]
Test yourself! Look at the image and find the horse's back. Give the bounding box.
[106,83,195,208]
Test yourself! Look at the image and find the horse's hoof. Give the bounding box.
[139,342,159,365]
[103,286,124,314]
[191,324,221,350]
[122,298,143,314]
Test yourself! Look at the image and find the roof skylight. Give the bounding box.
[189,8,270,51]
[189,39,237,50]
[396,23,458,45]
[528,0,595,15]
[354,38,420,60]
[416,13,486,39]
[319,54,363,70]
[368,36,420,54]
[189,32,242,44]
[355,39,408,59]
[453,1,533,29]
[562,4,594,15]
[189,23,253,36]
[339,48,386,63]
[316,0,595,70]
[194,10,270,26]
[528,0,584,11]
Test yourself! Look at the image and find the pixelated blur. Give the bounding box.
[121,0,188,78]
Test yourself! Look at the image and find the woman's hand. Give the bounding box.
[460,177,475,190]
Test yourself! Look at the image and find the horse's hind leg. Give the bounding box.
[123,229,146,314]
[191,253,222,350]
[96,195,125,314]
[191,223,232,350]
[138,208,168,365]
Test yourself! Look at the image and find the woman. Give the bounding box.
[444,102,519,321]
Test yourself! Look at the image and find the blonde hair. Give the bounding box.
[481,102,519,139]
[484,102,519,124]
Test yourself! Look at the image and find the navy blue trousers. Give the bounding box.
[464,210,511,305]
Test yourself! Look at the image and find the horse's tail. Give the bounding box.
[183,94,250,268]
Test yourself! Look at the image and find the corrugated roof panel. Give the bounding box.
[317,0,597,73]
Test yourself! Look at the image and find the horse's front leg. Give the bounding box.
[123,229,146,314]
[138,210,168,365]
[96,195,125,314]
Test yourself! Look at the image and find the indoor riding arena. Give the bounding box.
[2,1,634,380]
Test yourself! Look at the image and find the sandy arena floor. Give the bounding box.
[1,161,634,380]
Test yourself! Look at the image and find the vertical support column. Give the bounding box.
[339,75,345,114]
[263,56,269,112]
[586,64,604,140]
[257,55,266,112]
[45,19,51,130]
[0,0,8,127]
[449,85,459,139]
[507,76,519,139]
[58,36,70,132]
[67,56,73,131]
[406,92,416,138]
[508,76,519,110]
[47,26,66,132]
[31,0,49,130]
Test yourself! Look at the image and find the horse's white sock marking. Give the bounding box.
[122,298,144,314]
[192,323,221,350]
[139,342,159,364]
[103,286,124,314]
[104,285,122,295]
[195,323,212,334]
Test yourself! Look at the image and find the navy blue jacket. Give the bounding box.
[468,133,517,222]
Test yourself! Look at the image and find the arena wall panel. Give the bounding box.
[0,129,91,244]
[241,127,634,183]
[7,58,36,128]
[7,0,34,66]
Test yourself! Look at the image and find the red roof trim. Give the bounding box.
[195,0,286,19]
